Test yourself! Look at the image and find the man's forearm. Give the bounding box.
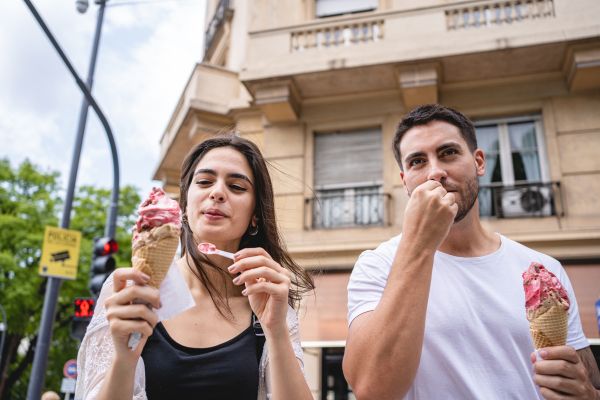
[344,241,435,399]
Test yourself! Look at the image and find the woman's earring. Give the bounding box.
[248,224,259,236]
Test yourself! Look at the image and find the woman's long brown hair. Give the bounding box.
[179,134,314,318]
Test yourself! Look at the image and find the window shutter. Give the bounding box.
[316,0,378,17]
[314,128,382,188]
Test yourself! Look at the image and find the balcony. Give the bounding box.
[291,18,384,52]
[204,0,233,61]
[241,0,600,106]
[445,0,555,30]
[479,181,563,219]
[153,63,245,191]
[306,187,391,229]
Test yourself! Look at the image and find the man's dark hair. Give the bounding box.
[393,104,478,169]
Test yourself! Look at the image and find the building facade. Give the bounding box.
[154,0,600,397]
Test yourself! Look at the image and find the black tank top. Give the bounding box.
[142,322,260,400]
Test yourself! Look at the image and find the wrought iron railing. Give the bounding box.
[306,187,391,229]
[479,181,562,219]
[204,0,231,54]
[445,0,555,30]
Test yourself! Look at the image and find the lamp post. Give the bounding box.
[24,0,118,398]
[64,0,109,237]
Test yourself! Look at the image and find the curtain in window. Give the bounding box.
[508,121,541,182]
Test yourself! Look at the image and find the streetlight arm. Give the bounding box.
[22,1,120,237]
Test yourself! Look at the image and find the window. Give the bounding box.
[312,128,384,228]
[321,347,353,399]
[475,115,554,218]
[316,0,377,18]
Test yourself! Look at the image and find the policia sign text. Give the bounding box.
[39,226,82,280]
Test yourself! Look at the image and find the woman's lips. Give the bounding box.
[202,209,227,220]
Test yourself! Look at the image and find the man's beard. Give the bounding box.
[452,174,479,223]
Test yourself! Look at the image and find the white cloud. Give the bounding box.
[0,0,206,198]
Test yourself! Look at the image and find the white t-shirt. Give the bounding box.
[347,234,589,400]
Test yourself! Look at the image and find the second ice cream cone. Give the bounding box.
[528,302,568,349]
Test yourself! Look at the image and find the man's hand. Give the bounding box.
[531,346,600,399]
[402,180,458,252]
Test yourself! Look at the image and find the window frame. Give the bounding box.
[310,126,385,229]
[474,114,550,185]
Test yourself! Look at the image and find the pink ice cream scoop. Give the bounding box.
[522,262,570,313]
[135,187,181,232]
[198,242,234,260]
[198,242,217,254]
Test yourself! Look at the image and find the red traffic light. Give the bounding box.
[74,297,95,319]
[103,240,118,254]
[94,237,118,256]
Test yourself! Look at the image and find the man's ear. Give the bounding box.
[400,171,410,196]
[474,148,486,177]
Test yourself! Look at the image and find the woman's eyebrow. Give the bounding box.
[193,168,216,177]
[228,173,253,186]
[194,169,253,186]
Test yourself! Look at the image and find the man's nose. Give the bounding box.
[426,161,448,183]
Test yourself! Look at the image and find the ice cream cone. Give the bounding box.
[528,301,568,349]
[128,188,181,350]
[522,262,570,350]
[132,224,179,288]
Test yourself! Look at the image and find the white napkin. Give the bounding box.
[128,261,195,350]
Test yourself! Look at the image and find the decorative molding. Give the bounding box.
[564,44,600,92]
[253,79,302,122]
[396,63,441,109]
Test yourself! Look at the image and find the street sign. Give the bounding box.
[63,359,77,379]
[61,377,76,393]
[39,226,81,280]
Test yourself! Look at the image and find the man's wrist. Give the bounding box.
[397,238,436,261]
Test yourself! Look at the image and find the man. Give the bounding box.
[343,104,600,399]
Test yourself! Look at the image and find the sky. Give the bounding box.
[0,0,206,199]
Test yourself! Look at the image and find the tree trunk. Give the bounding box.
[0,333,24,400]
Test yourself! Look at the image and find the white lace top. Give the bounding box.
[75,273,305,400]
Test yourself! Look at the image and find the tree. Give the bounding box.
[0,159,141,399]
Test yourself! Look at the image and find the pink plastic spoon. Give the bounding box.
[198,242,235,260]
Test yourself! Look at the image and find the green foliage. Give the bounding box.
[0,158,142,398]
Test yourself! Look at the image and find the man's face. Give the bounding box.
[399,120,485,223]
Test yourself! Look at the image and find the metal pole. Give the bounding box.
[0,304,6,368]
[63,0,107,231]
[23,1,119,398]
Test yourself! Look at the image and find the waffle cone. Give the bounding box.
[528,303,568,349]
[132,224,179,289]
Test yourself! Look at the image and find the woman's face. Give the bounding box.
[186,146,256,251]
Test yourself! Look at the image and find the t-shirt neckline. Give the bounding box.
[434,233,505,265]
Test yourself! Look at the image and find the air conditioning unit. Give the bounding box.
[500,186,553,218]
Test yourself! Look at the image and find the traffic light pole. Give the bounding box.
[23,1,119,398]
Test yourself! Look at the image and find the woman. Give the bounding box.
[76,135,315,399]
